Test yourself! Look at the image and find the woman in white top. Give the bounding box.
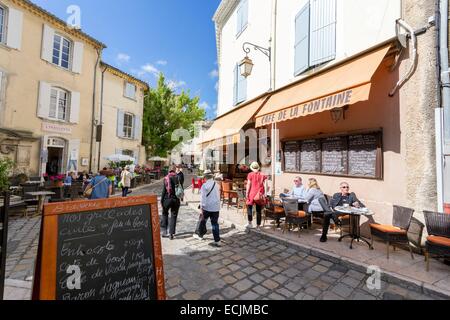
[120,165,133,197]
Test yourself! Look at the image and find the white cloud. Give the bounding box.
[156,60,168,66]
[209,69,219,79]
[199,101,210,110]
[116,53,130,64]
[167,79,186,90]
[140,63,160,77]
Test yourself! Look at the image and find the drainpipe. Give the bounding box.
[438,0,449,212]
[89,49,101,173]
[97,65,108,172]
[270,0,278,196]
[389,19,418,97]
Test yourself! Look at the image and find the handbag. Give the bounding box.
[253,173,267,206]
[83,177,107,198]
[175,177,184,200]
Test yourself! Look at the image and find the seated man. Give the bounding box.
[280,177,307,200]
[320,182,365,243]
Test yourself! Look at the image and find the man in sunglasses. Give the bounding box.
[280,177,307,200]
[320,182,365,242]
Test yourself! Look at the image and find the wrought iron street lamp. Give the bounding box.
[240,42,271,78]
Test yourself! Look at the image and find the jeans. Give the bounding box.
[122,187,129,197]
[161,197,181,235]
[198,210,220,242]
[247,204,263,226]
[67,160,78,171]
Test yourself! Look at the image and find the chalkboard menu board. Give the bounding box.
[321,137,348,175]
[32,196,165,300]
[348,134,379,177]
[284,141,300,172]
[282,131,382,179]
[300,140,321,173]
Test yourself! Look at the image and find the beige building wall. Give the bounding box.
[0,0,104,176]
[98,65,147,170]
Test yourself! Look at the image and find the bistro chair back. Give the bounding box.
[370,205,415,260]
[191,178,202,193]
[423,211,450,271]
[282,198,308,237]
[221,181,238,209]
[263,196,285,229]
[68,181,84,200]
[236,188,247,216]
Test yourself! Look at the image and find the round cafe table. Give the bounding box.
[334,206,374,250]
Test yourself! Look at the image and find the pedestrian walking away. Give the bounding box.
[84,169,112,200]
[193,170,221,247]
[245,162,268,230]
[120,165,133,197]
[161,166,182,240]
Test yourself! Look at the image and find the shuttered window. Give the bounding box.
[236,0,248,37]
[124,82,136,99]
[294,0,336,76]
[123,113,134,139]
[52,34,72,69]
[233,64,247,105]
[0,5,5,44]
[49,87,70,121]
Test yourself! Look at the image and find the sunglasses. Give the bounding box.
[341,186,349,189]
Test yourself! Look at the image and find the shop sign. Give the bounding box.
[42,123,72,134]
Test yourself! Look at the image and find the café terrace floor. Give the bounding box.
[184,189,450,298]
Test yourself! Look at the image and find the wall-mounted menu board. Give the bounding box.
[300,140,321,173]
[32,196,165,300]
[321,137,348,175]
[282,131,382,179]
[284,141,300,172]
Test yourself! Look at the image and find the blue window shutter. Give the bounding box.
[233,65,238,105]
[294,3,310,75]
[117,109,124,138]
[236,0,248,36]
[238,70,247,103]
[310,0,336,66]
[242,0,248,30]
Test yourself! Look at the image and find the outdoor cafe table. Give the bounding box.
[25,191,55,217]
[334,206,374,250]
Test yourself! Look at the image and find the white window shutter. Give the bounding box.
[69,91,80,123]
[6,8,23,50]
[41,24,55,62]
[72,42,84,74]
[134,115,141,141]
[134,149,140,165]
[310,0,336,66]
[117,109,124,138]
[294,3,310,75]
[37,81,51,119]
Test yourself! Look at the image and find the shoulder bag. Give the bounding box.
[84,177,107,198]
[253,173,267,206]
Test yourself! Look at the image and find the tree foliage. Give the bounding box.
[142,73,206,157]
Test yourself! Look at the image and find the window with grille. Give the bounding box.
[123,113,134,139]
[52,34,72,69]
[49,87,70,121]
[122,149,134,157]
[0,5,5,44]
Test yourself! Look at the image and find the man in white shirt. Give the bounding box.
[280,177,307,199]
[193,170,221,247]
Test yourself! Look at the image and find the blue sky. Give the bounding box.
[32,0,221,119]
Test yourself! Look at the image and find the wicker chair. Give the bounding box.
[236,189,247,217]
[370,205,415,259]
[221,181,238,209]
[423,211,450,271]
[263,196,285,229]
[282,198,309,237]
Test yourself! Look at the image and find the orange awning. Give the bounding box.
[255,44,392,127]
[201,96,270,148]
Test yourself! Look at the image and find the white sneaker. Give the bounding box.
[193,234,203,240]
[245,222,253,229]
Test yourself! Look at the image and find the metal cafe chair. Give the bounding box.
[263,196,285,230]
[282,198,309,237]
[423,211,450,271]
[370,205,415,260]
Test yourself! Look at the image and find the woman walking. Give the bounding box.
[120,165,132,197]
[161,166,181,240]
[245,162,267,230]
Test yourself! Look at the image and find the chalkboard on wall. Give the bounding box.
[348,134,379,178]
[300,140,321,173]
[321,137,348,175]
[284,141,300,172]
[32,196,165,300]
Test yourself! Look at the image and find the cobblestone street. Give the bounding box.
[4,180,444,300]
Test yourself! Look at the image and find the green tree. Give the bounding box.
[142,73,206,157]
[0,158,14,192]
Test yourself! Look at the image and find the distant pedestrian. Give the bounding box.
[120,165,132,197]
[176,165,185,201]
[161,166,181,240]
[193,170,221,247]
[85,169,112,200]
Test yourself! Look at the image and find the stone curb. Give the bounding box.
[251,229,450,299]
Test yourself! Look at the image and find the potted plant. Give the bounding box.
[0,158,14,193]
[50,174,65,187]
